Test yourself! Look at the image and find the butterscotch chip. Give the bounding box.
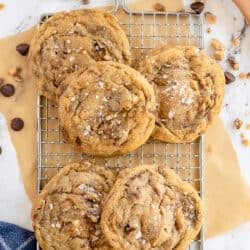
[214,50,224,61]
[59,61,156,156]
[204,12,217,24]
[239,73,247,79]
[234,118,243,129]
[32,162,116,249]
[232,38,240,47]
[137,46,225,143]
[154,3,166,12]
[210,38,224,51]
[228,56,239,70]
[101,164,202,250]
[242,138,250,146]
[29,9,131,102]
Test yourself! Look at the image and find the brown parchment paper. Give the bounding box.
[204,118,250,238]
[0,28,37,203]
[0,2,250,239]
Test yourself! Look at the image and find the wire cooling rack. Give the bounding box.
[37,1,204,249]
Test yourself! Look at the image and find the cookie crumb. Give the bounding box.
[246,123,250,129]
[247,73,250,79]
[0,146,2,155]
[154,3,166,12]
[239,72,247,79]
[234,118,243,129]
[211,38,225,61]
[0,3,4,11]
[82,0,90,4]
[228,56,239,70]
[231,38,240,47]
[204,12,217,24]
[206,27,212,33]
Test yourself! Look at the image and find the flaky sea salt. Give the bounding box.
[98,81,104,88]
[168,110,175,119]
[135,230,142,239]
[83,124,91,136]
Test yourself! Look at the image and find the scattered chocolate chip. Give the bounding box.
[75,136,82,146]
[224,71,236,84]
[154,3,166,12]
[0,146,2,155]
[82,0,90,4]
[124,224,136,233]
[53,82,59,88]
[11,118,24,131]
[16,43,30,56]
[190,2,204,14]
[0,84,15,97]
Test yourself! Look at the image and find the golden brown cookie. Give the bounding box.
[101,164,202,250]
[32,161,116,250]
[29,9,131,102]
[59,61,156,157]
[137,46,225,143]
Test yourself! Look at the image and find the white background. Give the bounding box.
[0,0,249,249]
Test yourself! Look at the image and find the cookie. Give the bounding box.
[101,164,202,250]
[32,161,115,250]
[59,61,156,156]
[29,9,131,102]
[137,46,225,142]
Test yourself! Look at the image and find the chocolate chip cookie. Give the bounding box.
[29,9,131,102]
[137,46,225,142]
[59,61,156,156]
[101,164,202,250]
[32,161,115,250]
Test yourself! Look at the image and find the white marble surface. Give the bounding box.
[0,0,250,249]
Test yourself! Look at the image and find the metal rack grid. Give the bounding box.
[37,1,204,249]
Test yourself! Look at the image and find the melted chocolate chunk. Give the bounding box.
[75,136,82,146]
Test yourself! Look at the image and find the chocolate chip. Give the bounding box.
[224,71,235,84]
[0,78,4,85]
[82,0,90,4]
[154,3,166,12]
[75,136,82,146]
[0,146,2,155]
[0,84,15,97]
[124,224,136,233]
[11,118,24,131]
[190,2,204,14]
[16,43,30,56]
